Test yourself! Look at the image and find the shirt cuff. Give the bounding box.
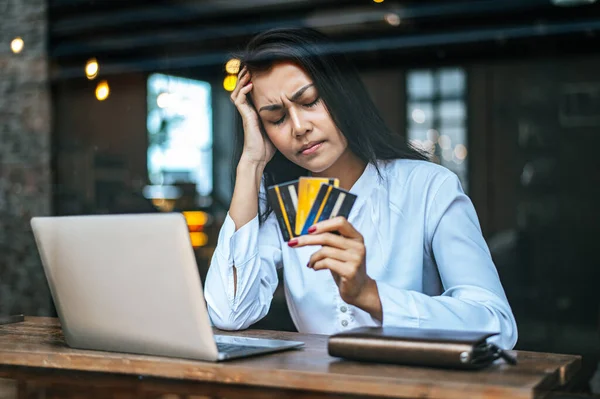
[219,212,260,269]
[373,280,420,328]
[215,212,260,307]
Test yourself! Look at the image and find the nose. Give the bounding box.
[289,107,311,137]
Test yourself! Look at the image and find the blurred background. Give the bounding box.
[1,0,599,392]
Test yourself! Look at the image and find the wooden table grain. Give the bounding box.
[0,317,581,399]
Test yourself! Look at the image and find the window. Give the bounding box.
[147,74,213,197]
[407,68,468,192]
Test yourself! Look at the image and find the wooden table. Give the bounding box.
[0,317,581,399]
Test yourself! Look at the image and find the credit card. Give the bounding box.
[267,180,299,242]
[300,184,357,235]
[295,177,339,236]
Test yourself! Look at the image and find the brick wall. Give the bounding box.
[0,0,52,315]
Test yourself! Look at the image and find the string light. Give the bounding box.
[454,144,468,160]
[10,37,24,54]
[438,135,452,150]
[85,58,99,80]
[411,109,426,124]
[225,58,241,74]
[223,75,237,92]
[384,13,401,26]
[183,211,209,230]
[95,80,110,101]
[190,232,208,247]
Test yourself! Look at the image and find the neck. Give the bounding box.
[312,149,367,191]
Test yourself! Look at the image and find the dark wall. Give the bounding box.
[0,0,53,316]
[470,56,600,358]
[53,74,148,213]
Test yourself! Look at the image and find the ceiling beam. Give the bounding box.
[51,17,600,79]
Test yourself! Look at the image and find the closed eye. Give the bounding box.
[271,115,286,126]
[270,96,319,126]
[304,97,320,108]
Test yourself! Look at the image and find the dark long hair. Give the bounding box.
[232,27,428,224]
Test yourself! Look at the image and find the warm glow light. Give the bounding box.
[183,211,209,230]
[438,135,452,150]
[10,37,24,54]
[223,75,237,92]
[190,232,208,247]
[85,58,99,79]
[95,80,110,101]
[151,198,176,212]
[384,13,401,26]
[225,58,241,74]
[373,0,384,3]
[156,92,171,108]
[454,144,468,160]
[411,109,426,124]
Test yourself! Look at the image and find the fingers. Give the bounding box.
[237,80,253,103]
[308,246,352,266]
[311,257,346,274]
[230,67,251,105]
[308,246,364,275]
[291,232,363,252]
[237,65,247,79]
[308,217,363,241]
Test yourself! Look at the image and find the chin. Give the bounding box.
[302,157,336,175]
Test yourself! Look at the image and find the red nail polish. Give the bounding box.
[308,226,317,233]
[288,239,298,247]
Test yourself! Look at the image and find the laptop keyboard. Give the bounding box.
[216,342,264,355]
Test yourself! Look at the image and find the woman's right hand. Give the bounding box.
[231,67,276,167]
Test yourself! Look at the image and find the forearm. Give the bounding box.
[227,158,265,296]
[229,158,265,231]
[373,282,518,349]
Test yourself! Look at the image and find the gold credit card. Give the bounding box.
[295,177,339,236]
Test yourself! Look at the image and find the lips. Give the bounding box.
[299,141,324,155]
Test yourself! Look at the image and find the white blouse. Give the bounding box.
[204,159,518,349]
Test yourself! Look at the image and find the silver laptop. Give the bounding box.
[30,213,304,361]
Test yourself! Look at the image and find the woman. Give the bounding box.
[204,28,518,349]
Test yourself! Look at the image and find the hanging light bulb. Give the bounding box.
[85,58,99,80]
[225,58,241,74]
[95,80,110,101]
[223,75,237,92]
[384,13,401,26]
[10,37,24,54]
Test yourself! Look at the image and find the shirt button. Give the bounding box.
[341,320,348,327]
[340,306,347,313]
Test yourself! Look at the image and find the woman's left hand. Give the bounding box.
[289,217,382,320]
